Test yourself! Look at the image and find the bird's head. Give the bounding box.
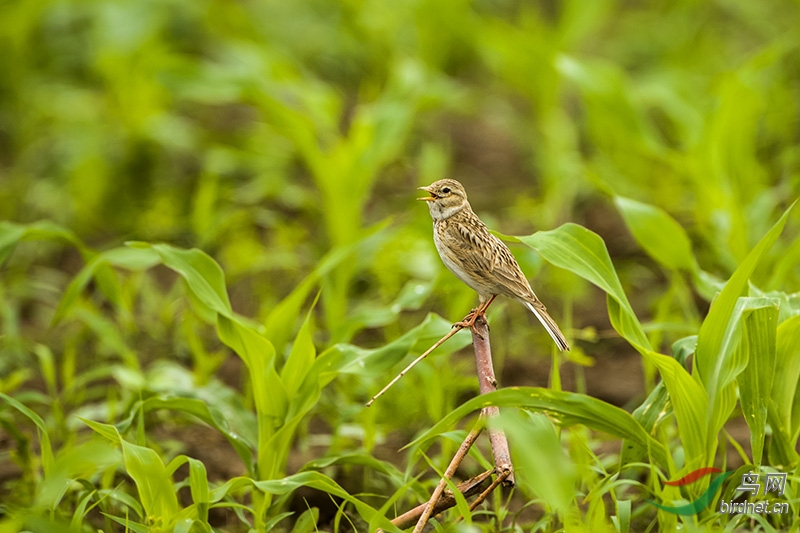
[417,179,469,220]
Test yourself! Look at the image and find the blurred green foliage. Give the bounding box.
[1,0,800,531]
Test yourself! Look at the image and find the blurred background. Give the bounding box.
[1,0,800,530]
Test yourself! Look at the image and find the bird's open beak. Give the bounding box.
[417,186,436,201]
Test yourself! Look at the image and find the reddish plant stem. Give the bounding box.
[471,315,515,486]
[386,311,515,530]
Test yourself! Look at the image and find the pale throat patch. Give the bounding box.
[427,201,463,221]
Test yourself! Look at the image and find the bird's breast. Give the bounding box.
[433,221,484,294]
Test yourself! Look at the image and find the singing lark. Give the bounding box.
[418,179,570,351]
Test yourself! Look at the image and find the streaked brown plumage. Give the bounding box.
[418,178,570,351]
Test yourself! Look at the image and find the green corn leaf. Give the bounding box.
[204,472,401,532]
[518,224,703,468]
[281,295,318,398]
[615,499,631,533]
[700,298,779,447]
[614,196,697,272]
[165,456,211,524]
[216,314,288,480]
[624,381,670,467]
[517,223,650,350]
[499,410,577,516]
[260,413,306,482]
[253,471,402,533]
[151,243,233,317]
[290,508,319,533]
[217,315,286,423]
[263,221,391,353]
[311,313,469,385]
[188,458,210,523]
[84,420,181,527]
[406,387,669,471]
[292,313,471,424]
[694,202,795,461]
[695,202,794,392]
[121,396,254,475]
[300,452,404,480]
[775,315,800,434]
[768,315,800,465]
[102,514,149,533]
[644,349,709,471]
[15,515,95,533]
[173,518,201,533]
[0,220,88,265]
[71,489,99,530]
[52,246,160,325]
[0,392,54,476]
[736,302,779,466]
[263,512,296,531]
[71,307,139,369]
[35,441,120,510]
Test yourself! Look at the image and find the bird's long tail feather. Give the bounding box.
[523,301,570,351]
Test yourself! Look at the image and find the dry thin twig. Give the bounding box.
[382,470,494,531]
[411,422,485,532]
[367,297,497,407]
[366,326,463,407]
[454,469,512,525]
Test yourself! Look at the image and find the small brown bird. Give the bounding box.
[418,179,569,351]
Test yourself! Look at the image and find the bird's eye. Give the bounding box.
[442,187,451,194]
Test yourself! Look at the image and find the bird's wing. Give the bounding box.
[449,218,495,272]
[449,215,536,300]
[487,232,538,299]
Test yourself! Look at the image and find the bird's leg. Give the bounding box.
[453,295,497,335]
